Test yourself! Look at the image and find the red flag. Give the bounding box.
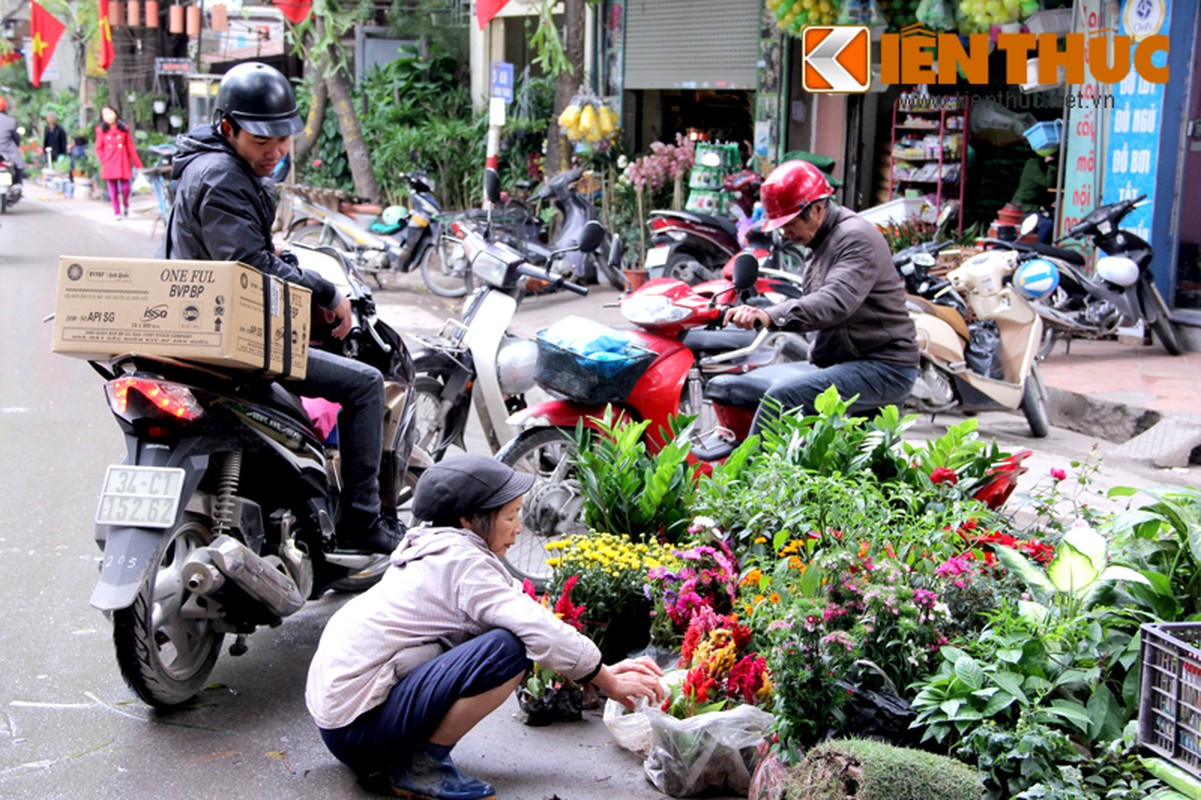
[271,0,313,25]
[28,1,66,87]
[476,0,512,29]
[98,0,114,71]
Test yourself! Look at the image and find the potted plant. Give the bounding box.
[515,576,587,726]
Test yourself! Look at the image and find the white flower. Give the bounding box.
[617,154,629,169]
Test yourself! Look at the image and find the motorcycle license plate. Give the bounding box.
[645,246,670,268]
[95,466,186,528]
[0,172,11,186]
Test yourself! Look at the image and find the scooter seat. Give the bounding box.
[705,363,814,410]
[907,294,971,342]
[681,328,761,357]
[653,210,739,240]
[267,383,317,429]
[1012,241,1086,266]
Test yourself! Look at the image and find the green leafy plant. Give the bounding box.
[570,408,697,542]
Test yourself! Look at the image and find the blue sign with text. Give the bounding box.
[490,62,514,103]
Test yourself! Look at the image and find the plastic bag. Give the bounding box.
[642,705,775,797]
[604,697,653,756]
[130,170,152,194]
[965,321,1004,380]
[916,0,956,30]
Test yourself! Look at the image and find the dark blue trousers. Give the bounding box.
[319,629,530,777]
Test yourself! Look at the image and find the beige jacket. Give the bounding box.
[305,524,601,730]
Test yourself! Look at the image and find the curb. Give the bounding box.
[1048,386,1201,467]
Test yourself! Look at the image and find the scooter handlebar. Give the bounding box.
[516,262,589,296]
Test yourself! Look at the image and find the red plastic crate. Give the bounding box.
[1139,623,1201,778]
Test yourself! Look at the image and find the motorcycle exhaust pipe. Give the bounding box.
[181,535,305,618]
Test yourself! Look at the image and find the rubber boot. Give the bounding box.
[390,743,495,800]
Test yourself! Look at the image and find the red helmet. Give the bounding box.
[760,160,833,232]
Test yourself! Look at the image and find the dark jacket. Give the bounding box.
[43,124,67,161]
[765,204,918,369]
[155,125,339,310]
[0,112,23,169]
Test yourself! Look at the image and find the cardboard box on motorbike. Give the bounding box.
[51,257,310,379]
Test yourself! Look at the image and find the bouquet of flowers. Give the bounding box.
[662,607,772,719]
[645,521,740,651]
[516,576,587,726]
[546,532,681,661]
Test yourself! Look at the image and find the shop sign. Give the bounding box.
[1101,0,1172,245]
[1059,0,1105,241]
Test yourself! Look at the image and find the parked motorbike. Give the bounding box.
[497,254,809,586]
[644,167,763,284]
[0,153,21,214]
[495,167,625,291]
[284,178,468,298]
[81,244,420,708]
[1018,195,1182,356]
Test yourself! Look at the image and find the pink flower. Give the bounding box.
[311,158,323,167]
[1051,467,1067,481]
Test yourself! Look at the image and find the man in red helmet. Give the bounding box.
[725,160,918,430]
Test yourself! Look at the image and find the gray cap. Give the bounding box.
[411,454,536,525]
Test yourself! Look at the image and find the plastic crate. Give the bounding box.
[1023,120,1064,153]
[1025,8,1073,34]
[533,335,655,404]
[1138,622,1201,778]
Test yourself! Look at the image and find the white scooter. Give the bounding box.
[906,247,1051,438]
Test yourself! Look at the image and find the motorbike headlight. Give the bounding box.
[471,250,509,286]
[621,294,691,325]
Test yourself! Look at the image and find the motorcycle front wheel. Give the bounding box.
[112,515,224,709]
[411,376,450,462]
[1020,364,1050,439]
[420,237,473,298]
[1147,284,1183,356]
[496,427,589,590]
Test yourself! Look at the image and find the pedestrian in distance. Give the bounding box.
[724,159,920,430]
[306,454,667,800]
[69,133,88,177]
[42,111,67,169]
[155,61,400,555]
[94,106,143,219]
[0,95,25,184]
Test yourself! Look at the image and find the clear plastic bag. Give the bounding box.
[603,697,653,756]
[642,705,775,797]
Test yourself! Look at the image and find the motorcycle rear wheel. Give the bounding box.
[593,239,626,291]
[665,252,716,285]
[1148,284,1183,356]
[496,427,589,590]
[112,516,224,709]
[411,376,450,462]
[1020,365,1050,439]
[420,237,473,298]
[291,222,344,250]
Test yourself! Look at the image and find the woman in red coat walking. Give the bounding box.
[95,106,143,219]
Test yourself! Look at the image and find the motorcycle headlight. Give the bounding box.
[621,294,691,325]
[471,251,509,286]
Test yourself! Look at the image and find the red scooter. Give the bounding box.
[496,254,795,583]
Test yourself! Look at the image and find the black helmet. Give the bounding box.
[214,62,303,137]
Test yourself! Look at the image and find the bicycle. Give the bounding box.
[143,143,177,237]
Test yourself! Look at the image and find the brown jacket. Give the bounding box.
[765,204,918,369]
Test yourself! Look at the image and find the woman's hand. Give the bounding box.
[593,657,667,710]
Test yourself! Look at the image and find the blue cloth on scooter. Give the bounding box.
[540,316,641,361]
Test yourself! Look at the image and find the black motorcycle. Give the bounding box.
[75,244,420,708]
[1017,196,1182,356]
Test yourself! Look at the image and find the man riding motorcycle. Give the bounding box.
[723,160,919,431]
[0,95,26,185]
[155,62,400,554]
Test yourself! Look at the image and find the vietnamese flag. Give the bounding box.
[271,0,313,24]
[29,1,66,87]
[98,0,114,71]
[476,0,511,29]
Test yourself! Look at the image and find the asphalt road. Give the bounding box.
[0,192,1193,800]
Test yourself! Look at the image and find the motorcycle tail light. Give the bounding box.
[106,377,205,422]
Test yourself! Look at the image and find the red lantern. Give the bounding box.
[145,1,159,27]
[168,4,184,33]
[210,4,227,32]
[111,1,125,26]
[185,4,200,36]
[126,0,139,27]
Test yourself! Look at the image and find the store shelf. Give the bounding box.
[888,95,969,232]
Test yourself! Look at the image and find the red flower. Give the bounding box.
[1051,467,1067,481]
[554,575,587,631]
[972,450,1032,510]
[930,467,958,485]
[726,654,769,704]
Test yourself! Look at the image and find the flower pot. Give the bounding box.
[153,100,167,114]
[515,685,583,726]
[623,268,650,292]
[169,114,183,129]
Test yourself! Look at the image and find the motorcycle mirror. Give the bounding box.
[732,253,760,291]
[1019,213,1040,237]
[936,201,957,228]
[484,169,501,205]
[607,234,624,269]
[577,220,606,253]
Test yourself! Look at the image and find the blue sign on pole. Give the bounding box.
[490,61,514,103]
